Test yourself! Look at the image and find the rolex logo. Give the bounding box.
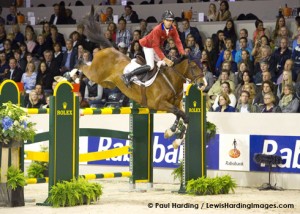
[193,101,197,107]
[63,102,67,109]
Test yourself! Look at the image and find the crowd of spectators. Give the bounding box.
[1,1,300,113]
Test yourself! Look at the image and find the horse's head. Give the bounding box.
[173,59,203,84]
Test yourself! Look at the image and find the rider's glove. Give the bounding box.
[163,57,174,67]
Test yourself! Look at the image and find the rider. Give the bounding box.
[121,10,186,87]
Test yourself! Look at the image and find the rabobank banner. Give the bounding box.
[87,133,300,173]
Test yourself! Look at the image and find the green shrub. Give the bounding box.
[6,166,26,190]
[186,175,236,195]
[47,177,103,207]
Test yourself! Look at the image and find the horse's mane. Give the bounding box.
[81,5,112,48]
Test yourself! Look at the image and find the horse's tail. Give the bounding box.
[82,5,112,48]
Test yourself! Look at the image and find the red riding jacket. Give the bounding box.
[139,23,185,60]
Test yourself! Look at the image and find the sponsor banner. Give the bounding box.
[87,133,184,168]
[219,134,250,171]
[250,135,300,173]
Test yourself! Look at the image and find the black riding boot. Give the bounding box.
[121,65,151,87]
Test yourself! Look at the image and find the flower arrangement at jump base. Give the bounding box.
[0,102,36,147]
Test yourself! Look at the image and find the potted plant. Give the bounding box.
[206,121,217,143]
[0,102,36,148]
[0,166,26,207]
[47,177,103,207]
[0,102,36,207]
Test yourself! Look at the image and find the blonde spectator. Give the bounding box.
[27,90,43,108]
[278,84,299,113]
[207,3,217,22]
[214,92,236,112]
[21,62,37,94]
[277,70,294,98]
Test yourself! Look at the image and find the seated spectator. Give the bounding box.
[60,39,77,75]
[53,43,64,68]
[235,70,256,99]
[21,62,37,94]
[32,34,47,60]
[45,25,66,50]
[272,16,286,42]
[65,8,76,24]
[216,0,231,21]
[49,4,60,25]
[236,28,253,51]
[107,22,117,42]
[278,84,299,113]
[200,50,214,77]
[253,80,279,107]
[251,35,270,64]
[139,19,149,38]
[26,90,43,108]
[44,49,60,77]
[273,26,292,49]
[25,31,36,53]
[235,62,249,85]
[217,50,237,76]
[213,92,236,112]
[19,42,28,59]
[167,47,179,61]
[84,79,104,108]
[0,51,9,81]
[4,58,23,82]
[221,61,236,82]
[42,22,50,38]
[6,4,17,25]
[3,39,14,61]
[34,83,46,104]
[164,38,176,55]
[36,61,53,93]
[198,61,214,93]
[11,24,24,47]
[42,94,50,109]
[116,18,132,48]
[223,19,237,48]
[70,31,82,49]
[105,7,114,23]
[272,37,292,80]
[259,92,281,113]
[292,34,300,81]
[208,69,235,105]
[117,42,128,55]
[0,6,5,25]
[254,60,271,85]
[277,59,293,84]
[204,38,217,75]
[253,46,276,81]
[180,18,203,51]
[0,24,6,51]
[212,81,236,111]
[120,5,139,23]
[235,37,253,64]
[128,40,144,59]
[207,3,217,22]
[253,19,271,43]
[185,35,201,61]
[241,83,256,104]
[277,70,294,98]
[236,90,258,113]
[212,30,225,55]
[216,38,236,74]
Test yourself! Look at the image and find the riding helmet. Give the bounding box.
[162,10,175,21]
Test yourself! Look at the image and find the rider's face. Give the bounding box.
[163,19,173,29]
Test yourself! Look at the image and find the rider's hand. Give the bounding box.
[163,57,174,67]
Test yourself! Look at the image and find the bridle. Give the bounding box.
[171,59,202,84]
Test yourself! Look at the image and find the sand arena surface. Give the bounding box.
[0,178,299,214]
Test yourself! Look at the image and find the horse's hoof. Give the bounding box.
[164,129,174,139]
[183,116,189,124]
[172,138,183,149]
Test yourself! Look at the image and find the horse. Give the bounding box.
[80,6,203,139]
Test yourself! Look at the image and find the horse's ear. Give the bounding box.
[91,5,95,16]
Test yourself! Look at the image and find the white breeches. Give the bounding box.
[143,47,160,70]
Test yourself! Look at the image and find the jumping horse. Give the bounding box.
[80,6,203,139]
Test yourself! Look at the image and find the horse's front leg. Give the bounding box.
[164,115,180,139]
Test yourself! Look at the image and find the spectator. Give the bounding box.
[32,34,47,60]
[34,83,46,105]
[107,22,117,42]
[105,7,114,23]
[116,18,131,48]
[49,4,60,25]
[216,38,236,73]
[235,70,256,99]
[277,59,293,84]
[139,19,149,38]
[260,92,281,113]
[240,50,254,74]
[292,33,300,81]
[65,8,76,24]
[19,42,28,59]
[272,16,286,42]
[4,58,23,82]
[180,18,203,51]
[69,31,81,49]
[212,81,237,111]
[185,35,201,61]
[277,70,294,98]
[216,0,231,21]
[60,39,77,75]
[204,38,217,75]
[36,61,53,93]
[253,80,278,106]
[278,84,299,113]
[236,28,253,51]
[3,39,13,61]
[11,24,24,47]
[214,92,236,112]
[42,22,50,38]
[241,83,256,104]
[6,4,17,25]
[236,90,258,113]
[217,49,237,76]
[213,30,226,55]
[121,5,139,23]
[254,60,271,85]
[0,51,9,81]
[13,49,26,73]
[26,90,43,108]
[200,61,214,93]
[235,37,253,64]
[167,47,179,61]
[44,49,60,77]
[0,24,6,51]
[253,19,271,43]
[207,3,217,22]
[84,79,103,108]
[49,3,67,25]
[25,31,36,53]
[0,6,5,25]
[45,25,66,51]
[53,43,64,68]
[253,46,276,80]
[128,40,144,59]
[272,37,292,80]
[21,62,37,94]
[117,42,128,55]
[274,26,292,49]
[223,19,237,48]
[251,35,270,64]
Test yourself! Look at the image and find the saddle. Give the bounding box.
[134,55,158,83]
